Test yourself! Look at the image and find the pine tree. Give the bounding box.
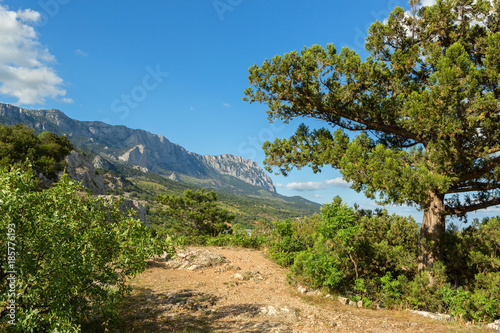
[244,0,500,276]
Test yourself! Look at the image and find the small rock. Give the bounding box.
[349,300,357,307]
[260,305,279,316]
[324,294,334,300]
[357,300,363,308]
[409,310,452,321]
[233,272,245,280]
[338,297,348,305]
[298,285,308,294]
[187,265,199,271]
[487,319,500,331]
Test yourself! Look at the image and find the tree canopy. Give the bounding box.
[244,0,500,271]
[0,123,73,180]
[156,188,234,237]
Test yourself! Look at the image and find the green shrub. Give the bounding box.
[291,244,347,290]
[266,213,320,267]
[0,165,172,332]
[287,199,419,297]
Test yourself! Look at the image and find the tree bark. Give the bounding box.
[418,191,446,284]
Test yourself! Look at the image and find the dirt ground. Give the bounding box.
[119,246,492,332]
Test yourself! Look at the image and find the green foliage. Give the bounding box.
[156,188,234,237]
[267,213,320,267]
[380,272,407,308]
[0,165,173,331]
[289,201,359,292]
[267,220,303,266]
[0,124,73,180]
[291,200,500,321]
[288,199,418,295]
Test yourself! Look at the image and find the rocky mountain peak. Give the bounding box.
[200,154,275,192]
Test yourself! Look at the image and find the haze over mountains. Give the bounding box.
[0,103,281,195]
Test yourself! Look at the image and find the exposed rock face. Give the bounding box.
[118,144,149,169]
[119,198,150,228]
[64,151,106,195]
[164,248,228,270]
[169,172,181,182]
[0,103,276,192]
[100,196,150,227]
[200,154,275,192]
[92,155,113,170]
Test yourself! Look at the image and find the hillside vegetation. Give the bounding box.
[95,161,320,229]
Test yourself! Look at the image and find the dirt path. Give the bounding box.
[119,247,490,332]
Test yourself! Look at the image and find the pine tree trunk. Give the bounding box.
[418,191,446,284]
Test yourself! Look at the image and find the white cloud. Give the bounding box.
[223,103,231,108]
[74,49,88,57]
[0,4,71,105]
[421,0,437,7]
[277,177,351,191]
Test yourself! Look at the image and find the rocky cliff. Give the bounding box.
[0,103,276,193]
[64,151,107,195]
[200,154,275,192]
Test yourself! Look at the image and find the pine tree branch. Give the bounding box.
[448,182,500,194]
[446,197,500,215]
[458,155,500,182]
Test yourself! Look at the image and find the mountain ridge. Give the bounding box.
[0,103,276,192]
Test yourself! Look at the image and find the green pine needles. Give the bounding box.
[156,188,234,237]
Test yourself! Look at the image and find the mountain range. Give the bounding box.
[0,103,277,192]
[0,103,321,222]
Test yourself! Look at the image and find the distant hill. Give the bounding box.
[0,103,321,226]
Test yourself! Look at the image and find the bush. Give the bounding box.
[287,199,418,296]
[267,214,320,267]
[289,200,358,292]
[0,165,173,332]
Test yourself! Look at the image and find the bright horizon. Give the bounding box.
[0,0,498,225]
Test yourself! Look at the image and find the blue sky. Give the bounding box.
[0,0,498,224]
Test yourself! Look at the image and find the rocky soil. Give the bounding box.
[120,247,493,332]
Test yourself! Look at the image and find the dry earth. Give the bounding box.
[119,247,493,332]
